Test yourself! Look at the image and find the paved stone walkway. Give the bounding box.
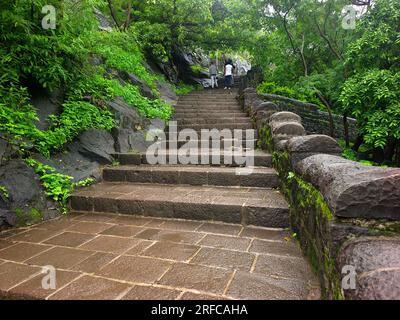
[0,87,321,300]
[0,213,320,300]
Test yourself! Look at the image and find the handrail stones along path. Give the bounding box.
[239,80,400,300]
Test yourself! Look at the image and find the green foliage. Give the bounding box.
[127,0,214,60]
[38,101,115,157]
[271,149,341,299]
[0,185,9,200]
[25,158,94,212]
[14,207,44,227]
[86,31,159,91]
[256,81,322,107]
[71,74,172,120]
[340,69,400,149]
[0,1,174,161]
[190,65,206,74]
[174,82,197,95]
[0,102,41,155]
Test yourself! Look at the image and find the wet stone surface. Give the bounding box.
[0,213,320,300]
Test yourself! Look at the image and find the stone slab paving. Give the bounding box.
[0,213,320,300]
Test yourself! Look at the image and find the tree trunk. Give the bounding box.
[372,147,384,163]
[123,2,132,30]
[395,139,400,167]
[352,135,364,152]
[107,0,120,29]
[315,90,334,137]
[343,113,350,147]
[384,137,396,163]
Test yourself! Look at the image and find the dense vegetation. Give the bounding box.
[0,0,173,162]
[1,0,399,210]
[248,0,400,166]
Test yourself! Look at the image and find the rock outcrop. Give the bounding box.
[0,160,59,229]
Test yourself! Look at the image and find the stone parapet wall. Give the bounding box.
[239,85,400,300]
[259,93,358,141]
[238,76,358,141]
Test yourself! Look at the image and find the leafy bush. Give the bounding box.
[256,81,322,106]
[0,3,173,160]
[70,74,172,121]
[37,101,115,157]
[340,69,400,149]
[174,82,197,95]
[87,31,160,92]
[25,158,94,212]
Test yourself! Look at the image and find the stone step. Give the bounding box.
[176,104,240,109]
[172,112,251,122]
[173,117,250,124]
[175,105,242,111]
[177,103,239,107]
[103,165,279,188]
[173,119,252,126]
[164,139,258,149]
[167,123,254,132]
[163,130,259,140]
[113,149,271,167]
[173,112,247,118]
[178,97,238,102]
[70,183,289,228]
[183,93,238,98]
[172,111,245,117]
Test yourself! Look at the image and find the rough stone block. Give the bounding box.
[286,134,342,165]
[271,121,306,136]
[252,102,279,116]
[287,135,342,154]
[269,111,302,124]
[338,237,400,300]
[296,154,400,219]
[275,140,288,151]
[77,129,116,164]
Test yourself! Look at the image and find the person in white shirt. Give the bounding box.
[224,59,234,90]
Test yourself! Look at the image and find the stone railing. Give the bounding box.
[240,86,400,300]
[238,81,358,141]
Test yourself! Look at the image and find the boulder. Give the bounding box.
[112,129,154,154]
[0,160,59,228]
[93,7,114,31]
[30,87,63,131]
[0,140,10,164]
[155,80,178,106]
[126,73,154,99]
[286,134,342,165]
[338,237,400,299]
[269,111,301,124]
[108,69,155,99]
[33,143,102,182]
[76,129,116,164]
[107,97,150,131]
[88,54,104,66]
[296,154,400,219]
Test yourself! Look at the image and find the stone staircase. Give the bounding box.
[70,87,290,228]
